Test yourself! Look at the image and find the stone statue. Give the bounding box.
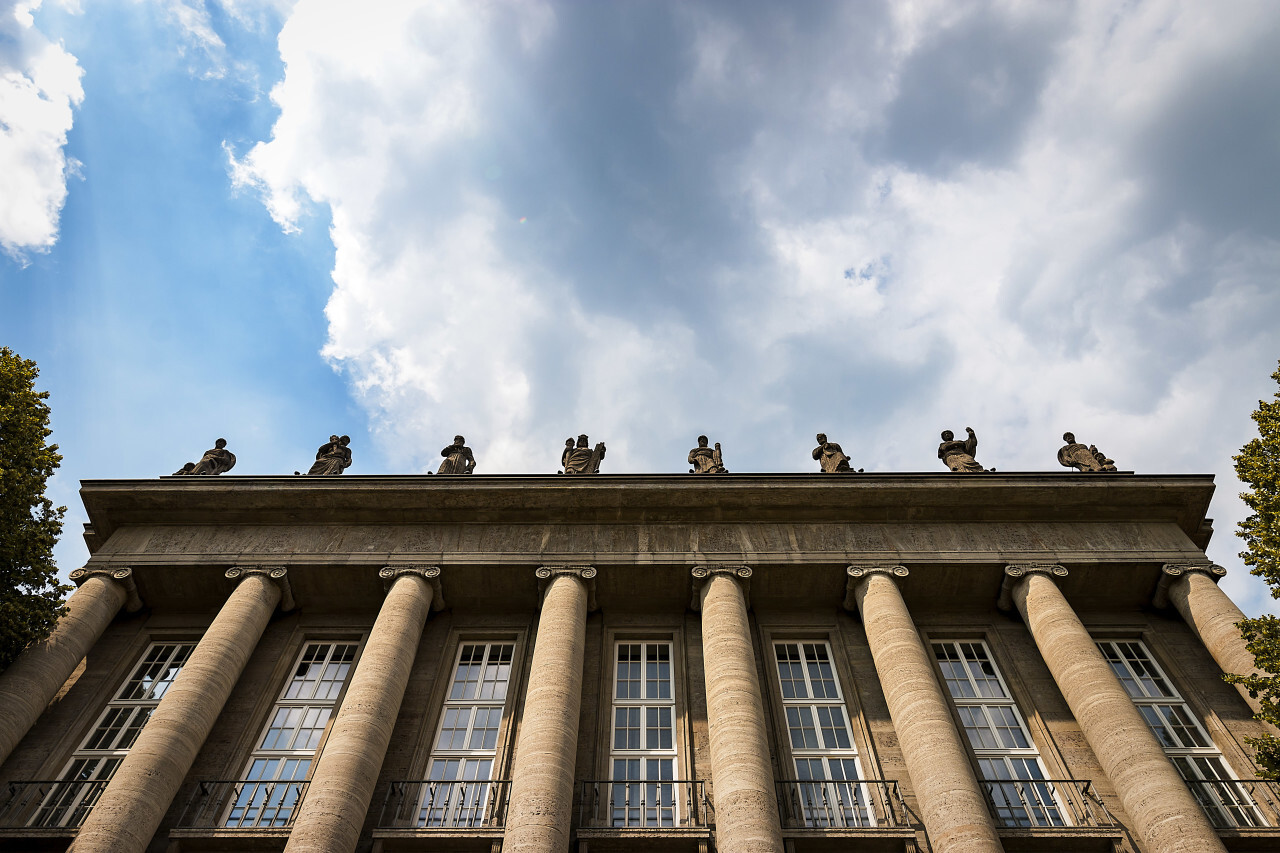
[437,435,476,474]
[560,434,605,474]
[688,435,727,474]
[938,427,991,473]
[302,434,352,476]
[173,438,236,475]
[1058,432,1117,472]
[812,433,860,473]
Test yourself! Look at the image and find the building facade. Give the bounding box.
[0,472,1274,853]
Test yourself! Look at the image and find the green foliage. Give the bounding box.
[0,348,70,672]
[1227,360,1280,776]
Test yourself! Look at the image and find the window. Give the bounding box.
[33,643,195,827]
[419,643,514,827]
[1098,640,1265,827]
[610,642,677,827]
[773,642,871,827]
[933,641,1063,827]
[225,642,357,828]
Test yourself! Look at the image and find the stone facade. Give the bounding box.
[0,473,1272,853]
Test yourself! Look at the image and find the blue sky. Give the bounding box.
[2,0,1279,615]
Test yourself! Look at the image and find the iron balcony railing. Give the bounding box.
[177,779,309,829]
[378,780,511,829]
[578,780,711,828]
[0,779,111,829]
[1184,779,1279,829]
[775,779,907,829]
[978,778,1116,829]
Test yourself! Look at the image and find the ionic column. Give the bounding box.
[284,566,442,853]
[69,567,291,853]
[1154,562,1266,714]
[0,567,141,767]
[846,566,1003,853]
[504,566,594,853]
[1004,564,1227,853]
[694,565,784,853]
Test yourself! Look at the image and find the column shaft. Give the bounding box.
[1013,572,1227,853]
[504,574,589,853]
[699,573,785,853]
[854,573,1003,853]
[1169,572,1266,713]
[69,574,282,853]
[0,575,128,767]
[284,573,434,853]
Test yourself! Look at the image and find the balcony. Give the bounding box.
[373,780,510,852]
[576,779,711,852]
[0,779,110,849]
[168,779,308,851]
[1184,779,1280,851]
[979,779,1121,851]
[775,779,918,852]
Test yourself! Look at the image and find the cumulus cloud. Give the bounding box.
[0,0,84,260]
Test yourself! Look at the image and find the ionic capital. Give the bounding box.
[1153,561,1227,609]
[998,563,1067,612]
[536,565,597,611]
[690,564,752,611]
[379,565,445,610]
[69,566,143,613]
[843,565,908,611]
[225,566,295,611]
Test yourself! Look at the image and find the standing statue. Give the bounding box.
[437,435,476,474]
[560,434,606,474]
[1058,432,1117,472]
[301,434,352,475]
[688,435,727,474]
[938,427,991,473]
[173,438,236,475]
[812,433,860,473]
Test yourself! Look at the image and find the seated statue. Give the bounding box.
[688,435,727,474]
[305,434,352,475]
[812,433,860,473]
[561,434,605,474]
[1058,432,1117,472]
[938,427,990,473]
[438,435,476,474]
[173,438,236,475]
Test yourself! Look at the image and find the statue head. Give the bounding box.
[697,435,709,447]
[816,433,827,444]
[215,438,227,448]
[1063,432,1076,443]
[565,438,575,448]
[941,430,954,441]
[454,435,465,445]
[339,435,351,446]
[577,434,589,448]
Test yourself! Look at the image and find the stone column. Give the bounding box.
[69,567,290,853]
[1005,564,1227,853]
[847,566,1003,853]
[0,567,141,767]
[504,566,593,853]
[1154,562,1266,714]
[694,565,784,853]
[284,566,441,853]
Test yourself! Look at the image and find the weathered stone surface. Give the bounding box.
[812,433,857,473]
[1058,432,1117,472]
[560,435,605,474]
[937,427,989,473]
[688,435,727,474]
[172,438,235,476]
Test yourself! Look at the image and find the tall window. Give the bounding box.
[226,642,357,828]
[1098,640,1265,827]
[773,642,870,827]
[610,642,677,827]
[933,640,1063,827]
[419,642,514,827]
[33,642,195,827]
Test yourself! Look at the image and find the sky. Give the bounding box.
[1,0,1279,615]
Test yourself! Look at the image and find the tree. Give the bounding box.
[0,348,70,672]
[1227,360,1280,775]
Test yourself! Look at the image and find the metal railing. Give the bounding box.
[0,779,111,829]
[1185,779,1278,829]
[378,780,510,829]
[979,779,1115,829]
[775,779,907,829]
[578,780,710,828]
[177,779,309,829]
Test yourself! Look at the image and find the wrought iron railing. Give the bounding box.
[177,779,309,829]
[578,780,710,828]
[775,779,907,829]
[0,779,112,828]
[978,778,1115,829]
[1184,779,1279,829]
[378,780,510,829]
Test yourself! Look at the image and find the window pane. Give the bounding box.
[776,644,807,699]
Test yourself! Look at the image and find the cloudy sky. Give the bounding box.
[2,0,1279,614]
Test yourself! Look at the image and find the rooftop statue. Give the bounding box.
[1058,432,1117,472]
[560,434,605,474]
[173,438,236,476]
[688,435,727,474]
[812,433,860,473]
[938,427,991,473]
[438,435,476,475]
[302,434,352,476]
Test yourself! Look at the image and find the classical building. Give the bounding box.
[0,471,1274,853]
